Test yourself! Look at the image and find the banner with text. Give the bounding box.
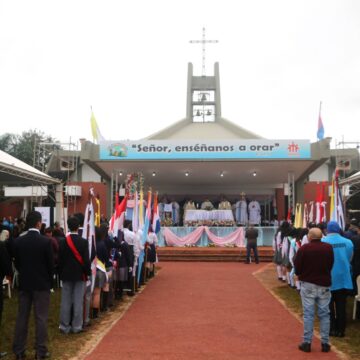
[99,139,311,160]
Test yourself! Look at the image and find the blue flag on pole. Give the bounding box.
[137,191,152,284]
[317,113,324,140]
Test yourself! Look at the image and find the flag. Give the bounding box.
[315,182,325,224]
[317,103,324,140]
[95,195,101,227]
[330,170,345,229]
[137,190,152,284]
[132,191,139,233]
[83,188,96,257]
[302,203,308,228]
[109,195,128,237]
[152,192,161,234]
[90,110,105,143]
[308,201,314,223]
[286,207,292,223]
[139,189,144,228]
[294,203,302,228]
[82,188,97,291]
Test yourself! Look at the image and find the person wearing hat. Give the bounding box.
[294,227,334,353]
[322,221,353,338]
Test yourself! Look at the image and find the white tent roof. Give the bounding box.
[0,149,60,185]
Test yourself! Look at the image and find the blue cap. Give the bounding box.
[327,221,341,234]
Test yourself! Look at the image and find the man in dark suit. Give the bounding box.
[58,216,91,334]
[12,211,54,360]
[245,225,259,264]
[0,229,12,358]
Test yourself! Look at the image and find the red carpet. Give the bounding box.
[85,263,341,359]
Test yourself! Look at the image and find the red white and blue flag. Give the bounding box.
[137,190,152,283]
[152,192,161,234]
[109,194,128,237]
[317,103,325,140]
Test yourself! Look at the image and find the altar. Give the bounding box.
[184,209,234,226]
[157,226,277,247]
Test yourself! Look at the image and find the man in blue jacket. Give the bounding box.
[322,221,353,337]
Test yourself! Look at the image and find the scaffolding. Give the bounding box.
[32,138,79,220]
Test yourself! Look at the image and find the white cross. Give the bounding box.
[190,28,219,76]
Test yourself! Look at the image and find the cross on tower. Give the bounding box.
[190,27,219,76]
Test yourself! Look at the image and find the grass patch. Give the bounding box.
[0,284,146,359]
[255,264,360,359]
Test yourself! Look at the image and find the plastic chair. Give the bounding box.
[352,275,360,320]
[2,277,11,298]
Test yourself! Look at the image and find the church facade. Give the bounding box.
[79,62,332,224]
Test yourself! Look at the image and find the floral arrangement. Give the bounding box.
[161,217,173,227]
[224,243,237,248]
[207,243,216,247]
[184,244,197,247]
[184,220,236,227]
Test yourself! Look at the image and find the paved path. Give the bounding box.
[85,263,341,360]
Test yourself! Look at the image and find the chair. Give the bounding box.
[2,277,11,298]
[352,275,360,320]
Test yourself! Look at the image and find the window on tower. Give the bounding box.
[192,105,215,122]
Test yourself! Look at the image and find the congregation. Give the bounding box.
[273,218,360,352]
[0,212,158,359]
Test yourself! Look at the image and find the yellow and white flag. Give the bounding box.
[90,111,105,143]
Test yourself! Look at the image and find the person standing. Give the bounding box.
[0,229,12,358]
[12,211,54,360]
[58,216,91,334]
[245,225,259,264]
[294,227,334,353]
[322,221,354,337]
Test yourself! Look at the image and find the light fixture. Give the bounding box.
[253,171,257,177]
[152,171,156,177]
[185,171,189,177]
[119,171,123,176]
[220,172,224,177]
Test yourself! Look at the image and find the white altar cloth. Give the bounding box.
[184,209,234,222]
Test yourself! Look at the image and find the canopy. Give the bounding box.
[0,149,60,185]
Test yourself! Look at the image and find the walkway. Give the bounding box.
[85,262,341,359]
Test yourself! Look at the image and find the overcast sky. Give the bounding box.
[0,0,359,148]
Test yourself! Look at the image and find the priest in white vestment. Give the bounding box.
[235,194,248,225]
[248,200,261,225]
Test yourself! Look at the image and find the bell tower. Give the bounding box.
[186,62,221,122]
[187,28,221,122]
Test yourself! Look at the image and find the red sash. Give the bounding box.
[66,234,87,281]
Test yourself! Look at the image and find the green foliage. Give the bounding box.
[0,129,60,169]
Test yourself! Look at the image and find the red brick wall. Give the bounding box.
[0,199,24,219]
[65,182,108,218]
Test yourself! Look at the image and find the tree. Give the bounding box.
[0,133,19,153]
[0,129,61,170]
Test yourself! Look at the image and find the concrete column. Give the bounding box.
[55,183,65,230]
[23,198,29,218]
[186,63,193,120]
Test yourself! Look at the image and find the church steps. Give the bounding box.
[157,247,273,262]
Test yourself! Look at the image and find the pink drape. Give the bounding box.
[163,226,245,247]
[204,227,244,247]
[163,226,204,246]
